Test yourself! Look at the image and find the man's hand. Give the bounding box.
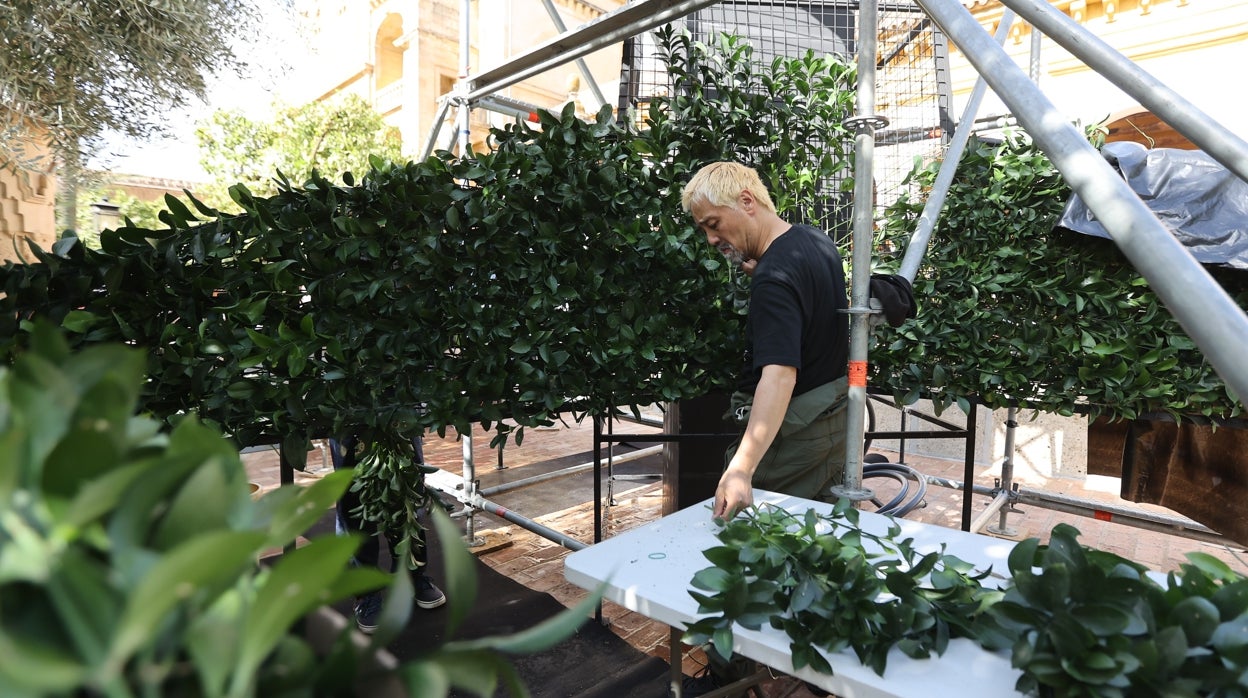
[713,466,753,521]
[711,364,796,521]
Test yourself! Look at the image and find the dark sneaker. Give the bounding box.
[353,591,383,634]
[415,574,446,609]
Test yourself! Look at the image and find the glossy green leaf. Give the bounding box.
[47,549,121,667]
[233,534,361,685]
[1069,604,1133,638]
[151,424,249,550]
[1169,596,1221,646]
[398,660,452,698]
[1211,616,1248,665]
[260,469,353,549]
[109,530,267,666]
[430,505,478,638]
[0,628,87,693]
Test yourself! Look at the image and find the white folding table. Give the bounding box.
[563,489,1028,697]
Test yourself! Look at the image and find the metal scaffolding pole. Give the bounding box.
[998,0,1248,183]
[832,0,885,502]
[914,0,1248,409]
[536,0,609,110]
[466,0,723,102]
[420,97,456,161]
[460,431,480,545]
[425,469,589,551]
[457,0,472,156]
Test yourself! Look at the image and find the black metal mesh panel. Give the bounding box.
[686,2,856,63]
[875,4,952,212]
[618,1,950,228]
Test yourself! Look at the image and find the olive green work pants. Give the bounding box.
[723,377,849,501]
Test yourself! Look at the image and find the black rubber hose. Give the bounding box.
[865,469,911,513]
[863,461,929,517]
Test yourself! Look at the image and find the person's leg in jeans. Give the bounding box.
[330,435,385,633]
[329,434,444,634]
[403,434,445,610]
[330,435,382,566]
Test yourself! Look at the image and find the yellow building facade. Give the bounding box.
[292,0,627,157]
[0,114,57,265]
[950,0,1248,139]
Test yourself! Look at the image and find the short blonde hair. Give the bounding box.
[680,161,777,214]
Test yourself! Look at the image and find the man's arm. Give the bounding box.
[713,363,797,520]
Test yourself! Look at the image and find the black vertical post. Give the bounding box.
[593,415,603,544]
[961,401,978,532]
[279,440,297,554]
[592,414,604,625]
[279,441,296,487]
[899,407,909,463]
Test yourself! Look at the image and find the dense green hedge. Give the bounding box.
[872,131,1246,421]
[0,108,727,460]
[0,27,856,467]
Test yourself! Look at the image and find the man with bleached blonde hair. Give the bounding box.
[682,161,849,522]
[679,160,847,697]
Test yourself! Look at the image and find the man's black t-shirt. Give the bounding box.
[738,224,848,396]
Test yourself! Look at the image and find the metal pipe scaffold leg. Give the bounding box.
[472,496,589,551]
[457,0,471,156]
[461,431,481,546]
[466,0,724,102]
[420,97,455,160]
[969,491,1012,535]
[831,0,885,504]
[425,468,588,551]
[478,445,663,496]
[915,0,1248,413]
[986,407,1019,536]
[921,467,1239,547]
[1011,488,1235,548]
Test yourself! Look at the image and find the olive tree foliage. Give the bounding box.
[194,94,404,207]
[0,0,272,229]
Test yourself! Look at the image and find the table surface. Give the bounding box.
[564,490,1028,698]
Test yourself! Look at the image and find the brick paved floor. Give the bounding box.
[243,419,1248,697]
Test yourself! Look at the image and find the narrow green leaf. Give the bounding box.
[0,628,87,693]
[259,469,353,549]
[430,506,478,638]
[233,535,361,685]
[109,530,267,666]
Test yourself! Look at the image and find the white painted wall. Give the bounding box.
[949,0,1248,138]
[869,398,1090,480]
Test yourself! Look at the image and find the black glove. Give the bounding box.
[869,273,918,327]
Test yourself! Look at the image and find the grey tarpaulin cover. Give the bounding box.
[1055,141,1248,270]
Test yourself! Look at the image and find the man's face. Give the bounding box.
[690,194,754,267]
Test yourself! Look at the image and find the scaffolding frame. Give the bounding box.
[416,0,1248,558]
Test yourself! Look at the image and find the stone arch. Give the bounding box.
[374,13,405,91]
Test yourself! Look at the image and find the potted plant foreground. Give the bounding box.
[0,325,599,697]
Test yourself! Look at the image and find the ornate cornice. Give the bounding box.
[952,0,1245,55]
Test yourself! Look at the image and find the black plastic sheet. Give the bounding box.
[1056,141,1248,270]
